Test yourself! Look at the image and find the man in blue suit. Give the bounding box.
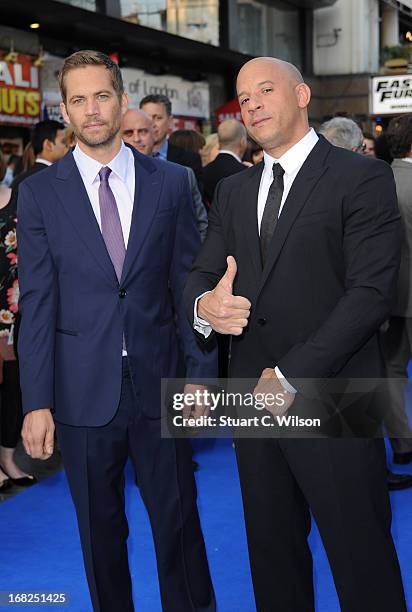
[18,50,216,612]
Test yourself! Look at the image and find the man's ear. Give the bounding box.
[43,138,54,153]
[296,83,311,109]
[60,101,70,125]
[121,92,128,116]
[168,114,174,133]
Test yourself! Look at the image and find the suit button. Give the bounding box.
[257,317,267,326]
[119,289,127,298]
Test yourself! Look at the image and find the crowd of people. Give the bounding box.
[0,49,411,612]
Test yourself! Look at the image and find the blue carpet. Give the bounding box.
[1,437,411,611]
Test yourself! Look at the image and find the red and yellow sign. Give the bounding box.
[0,53,41,127]
[215,99,242,126]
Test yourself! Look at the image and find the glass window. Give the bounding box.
[237,1,263,56]
[54,0,97,10]
[119,0,219,46]
[236,1,302,70]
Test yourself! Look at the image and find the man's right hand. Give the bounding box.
[22,409,55,460]
[198,256,251,335]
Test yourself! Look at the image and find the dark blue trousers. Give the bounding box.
[56,359,215,612]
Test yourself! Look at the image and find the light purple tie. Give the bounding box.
[98,166,126,282]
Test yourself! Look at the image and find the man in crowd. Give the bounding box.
[121,107,207,241]
[363,131,376,157]
[9,120,68,354]
[10,120,68,199]
[139,93,203,189]
[184,57,406,611]
[318,116,364,152]
[120,107,154,156]
[17,50,216,612]
[321,116,412,489]
[382,114,412,466]
[203,118,247,205]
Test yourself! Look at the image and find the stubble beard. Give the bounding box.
[75,116,121,149]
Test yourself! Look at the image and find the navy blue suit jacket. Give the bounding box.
[17,146,216,426]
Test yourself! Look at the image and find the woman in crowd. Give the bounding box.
[168,128,206,155]
[250,141,263,165]
[200,133,219,167]
[0,154,22,187]
[0,152,36,491]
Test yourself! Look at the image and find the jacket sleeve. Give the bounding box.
[183,178,229,339]
[169,170,217,378]
[187,167,208,242]
[17,181,57,414]
[277,161,401,384]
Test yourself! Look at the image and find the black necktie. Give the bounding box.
[260,162,285,267]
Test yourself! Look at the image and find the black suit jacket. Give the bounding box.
[185,135,400,403]
[9,162,49,211]
[203,152,246,205]
[167,142,203,191]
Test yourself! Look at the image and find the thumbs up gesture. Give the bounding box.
[198,256,251,335]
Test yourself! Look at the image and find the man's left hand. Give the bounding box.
[253,368,295,417]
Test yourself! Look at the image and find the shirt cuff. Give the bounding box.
[274,367,297,394]
[194,292,213,338]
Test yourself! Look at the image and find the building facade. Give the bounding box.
[1,0,412,155]
[310,0,412,129]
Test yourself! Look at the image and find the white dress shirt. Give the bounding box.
[193,128,319,392]
[35,158,52,166]
[257,128,318,232]
[73,142,135,247]
[73,142,135,356]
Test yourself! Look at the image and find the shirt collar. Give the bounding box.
[401,157,412,164]
[35,158,52,166]
[263,128,319,176]
[218,149,242,163]
[157,139,169,160]
[73,141,131,185]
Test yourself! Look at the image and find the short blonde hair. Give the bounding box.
[201,133,219,166]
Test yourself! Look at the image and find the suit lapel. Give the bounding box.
[120,149,162,283]
[257,136,331,294]
[53,151,118,285]
[241,162,264,280]
[53,148,162,286]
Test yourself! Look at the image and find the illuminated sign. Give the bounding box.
[0,53,41,126]
[370,75,412,115]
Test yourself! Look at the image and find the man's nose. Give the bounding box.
[248,95,263,112]
[85,99,100,115]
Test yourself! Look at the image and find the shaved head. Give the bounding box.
[123,108,151,127]
[236,56,310,158]
[121,108,155,155]
[238,57,304,90]
[218,119,247,148]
